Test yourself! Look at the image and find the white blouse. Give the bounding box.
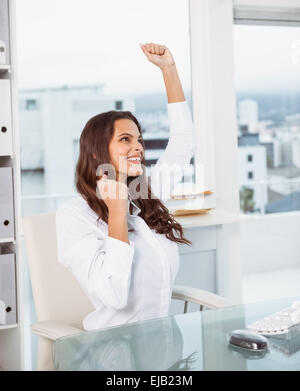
[55,100,195,331]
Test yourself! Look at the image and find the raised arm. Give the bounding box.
[139,43,195,200]
[139,43,185,103]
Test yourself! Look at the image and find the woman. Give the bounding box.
[56,43,196,331]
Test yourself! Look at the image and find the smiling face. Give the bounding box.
[108,118,144,182]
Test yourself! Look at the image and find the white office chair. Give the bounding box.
[23,213,233,371]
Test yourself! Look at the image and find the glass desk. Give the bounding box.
[53,296,300,371]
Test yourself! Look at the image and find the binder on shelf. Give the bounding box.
[0,253,17,324]
[0,0,10,65]
[0,79,13,156]
[0,167,15,239]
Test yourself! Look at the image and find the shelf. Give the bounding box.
[175,208,240,228]
[0,2,24,371]
[0,238,14,244]
[0,65,10,74]
[0,324,17,331]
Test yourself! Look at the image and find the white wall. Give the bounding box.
[240,212,300,274]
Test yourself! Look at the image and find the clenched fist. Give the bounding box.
[97,174,128,213]
[139,42,175,70]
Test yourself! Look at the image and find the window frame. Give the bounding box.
[233,0,300,26]
[189,0,240,213]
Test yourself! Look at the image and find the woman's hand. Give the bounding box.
[97,174,129,244]
[139,42,175,70]
[97,174,128,214]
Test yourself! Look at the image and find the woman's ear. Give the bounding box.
[92,153,96,159]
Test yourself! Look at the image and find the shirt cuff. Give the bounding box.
[104,236,135,279]
[167,100,194,135]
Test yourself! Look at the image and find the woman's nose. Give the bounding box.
[133,142,143,152]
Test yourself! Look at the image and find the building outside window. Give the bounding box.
[233,23,300,214]
[233,6,300,306]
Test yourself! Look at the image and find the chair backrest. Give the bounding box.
[23,213,94,329]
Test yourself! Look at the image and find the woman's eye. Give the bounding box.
[120,137,143,143]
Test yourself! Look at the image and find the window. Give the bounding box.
[233,23,300,214]
[16,0,192,216]
[248,171,254,180]
[25,99,37,110]
[233,6,300,305]
[115,100,123,110]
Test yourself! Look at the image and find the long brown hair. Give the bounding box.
[75,110,192,246]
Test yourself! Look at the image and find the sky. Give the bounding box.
[15,0,300,95]
[233,24,300,93]
[15,0,191,95]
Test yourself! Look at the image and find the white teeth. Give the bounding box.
[127,157,141,161]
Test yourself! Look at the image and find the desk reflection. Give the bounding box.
[54,317,199,371]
